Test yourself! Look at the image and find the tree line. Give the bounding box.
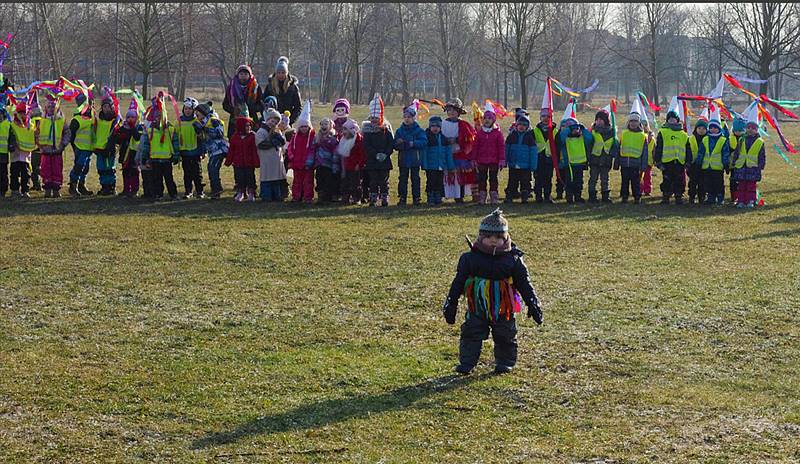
[2,3,799,106]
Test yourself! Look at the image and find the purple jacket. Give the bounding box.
[732,135,766,182]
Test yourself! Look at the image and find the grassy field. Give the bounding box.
[1,105,800,462]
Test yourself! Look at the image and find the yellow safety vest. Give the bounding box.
[620,130,646,158]
[659,128,688,164]
[565,136,587,164]
[38,117,65,148]
[148,125,174,160]
[72,116,95,151]
[11,122,36,152]
[702,136,727,171]
[533,126,550,155]
[0,119,10,153]
[94,118,115,151]
[591,131,615,157]
[177,118,198,151]
[735,138,763,169]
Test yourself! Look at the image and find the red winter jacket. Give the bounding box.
[472,126,505,165]
[451,119,476,161]
[340,133,366,172]
[225,120,260,168]
[287,128,315,170]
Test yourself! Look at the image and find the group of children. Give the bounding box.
[0,82,767,210]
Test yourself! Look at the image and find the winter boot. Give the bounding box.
[660,195,670,205]
[521,191,530,204]
[32,177,42,191]
[602,191,612,203]
[477,191,487,204]
[52,188,61,198]
[69,182,79,197]
[566,193,574,204]
[413,197,422,206]
[397,196,407,206]
[77,181,93,196]
[675,195,684,205]
[588,191,598,203]
[633,196,641,204]
[44,188,52,198]
[489,191,500,204]
[575,195,586,203]
[246,189,256,202]
[381,194,389,207]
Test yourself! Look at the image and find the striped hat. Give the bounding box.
[479,208,509,235]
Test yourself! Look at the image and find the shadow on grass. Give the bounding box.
[190,372,493,450]
[2,191,800,222]
[725,227,800,241]
[0,189,800,222]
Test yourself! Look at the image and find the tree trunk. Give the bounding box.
[519,69,528,109]
[437,3,452,100]
[397,3,410,102]
[142,71,150,100]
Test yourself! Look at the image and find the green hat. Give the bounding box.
[479,208,509,235]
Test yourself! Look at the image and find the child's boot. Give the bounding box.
[44,188,52,198]
[369,193,378,207]
[521,191,530,204]
[477,191,486,204]
[77,181,93,196]
[397,196,406,206]
[588,191,598,203]
[52,188,61,198]
[68,182,79,197]
[602,191,612,203]
[380,193,389,207]
[489,191,500,204]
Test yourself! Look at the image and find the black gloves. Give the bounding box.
[442,297,457,325]
[527,303,543,325]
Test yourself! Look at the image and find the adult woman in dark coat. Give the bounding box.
[261,56,302,126]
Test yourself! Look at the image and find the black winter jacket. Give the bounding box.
[362,122,395,171]
[443,243,539,320]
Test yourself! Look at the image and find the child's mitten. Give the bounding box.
[442,298,457,325]
[527,303,543,325]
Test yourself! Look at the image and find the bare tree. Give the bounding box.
[725,2,800,95]
[486,3,550,107]
[117,3,177,98]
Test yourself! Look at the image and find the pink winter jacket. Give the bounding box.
[472,126,506,165]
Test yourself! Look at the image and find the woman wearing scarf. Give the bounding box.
[222,64,263,137]
[261,56,302,126]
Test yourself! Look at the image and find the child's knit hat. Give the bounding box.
[263,108,281,123]
[333,98,350,114]
[276,56,289,74]
[516,115,531,127]
[429,116,442,127]
[195,101,213,117]
[263,95,278,109]
[479,208,509,236]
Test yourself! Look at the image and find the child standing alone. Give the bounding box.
[443,209,543,374]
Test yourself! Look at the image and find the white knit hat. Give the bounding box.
[297,99,312,129]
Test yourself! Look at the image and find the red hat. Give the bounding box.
[15,102,27,114]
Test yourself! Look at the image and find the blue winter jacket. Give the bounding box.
[505,130,538,171]
[422,130,454,171]
[394,122,428,168]
[198,113,229,158]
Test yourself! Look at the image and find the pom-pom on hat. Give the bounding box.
[479,208,509,236]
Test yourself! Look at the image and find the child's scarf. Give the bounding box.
[336,135,356,158]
